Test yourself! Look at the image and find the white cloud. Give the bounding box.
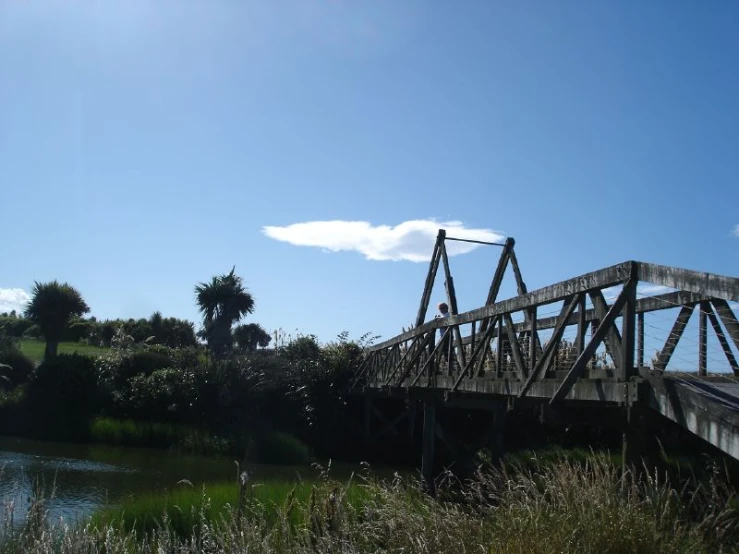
[0,288,30,314]
[732,224,739,238]
[262,219,505,262]
[601,283,674,301]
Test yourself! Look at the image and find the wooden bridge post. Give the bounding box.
[619,277,637,379]
[363,394,374,444]
[699,302,708,376]
[421,401,436,494]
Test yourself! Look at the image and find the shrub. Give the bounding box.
[126,367,198,421]
[0,333,35,389]
[0,349,35,389]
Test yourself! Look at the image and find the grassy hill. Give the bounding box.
[20,339,110,364]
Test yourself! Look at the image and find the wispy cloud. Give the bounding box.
[262,219,505,262]
[0,288,30,314]
[732,224,739,238]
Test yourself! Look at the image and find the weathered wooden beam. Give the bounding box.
[589,290,623,369]
[620,279,637,379]
[519,294,580,398]
[550,281,634,403]
[370,407,409,440]
[576,296,587,355]
[451,316,500,392]
[393,333,434,387]
[415,231,444,328]
[637,262,739,302]
[384,337,421,385]
[512,291,712,336]
[503,312,528,381]
[637,312,645,367]
[439,242,467,372]
[369,262,634,352]
[712,300,739,353]
[495,318,504,378]
[654,305,694,371]
[529,306,538,369]
[707,304,739,375]
[508,245,528,295]
[480,240,512,333]
[409,331,449,387]
[699,302,708,376]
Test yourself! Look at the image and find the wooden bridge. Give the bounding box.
[350,230,739,487]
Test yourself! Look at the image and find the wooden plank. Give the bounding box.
[637,262,739,302]
[518,294,580,398]
[550,281,634,403]
[654,305,694,371]
[707,304,739,375]
[503,312,528,381]
[712,299,739,352]
[369,261,634,352]
[699,302,708,376]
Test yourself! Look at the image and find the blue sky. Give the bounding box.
[1,1,738,349]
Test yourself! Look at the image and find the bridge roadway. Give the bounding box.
[350,256,739,480]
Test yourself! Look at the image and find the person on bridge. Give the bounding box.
[436,302,451,368]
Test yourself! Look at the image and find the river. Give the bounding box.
[0,436,369,527]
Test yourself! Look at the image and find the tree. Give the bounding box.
[25,281,90,360]
[195,267,255,358]
[233,323,272,353]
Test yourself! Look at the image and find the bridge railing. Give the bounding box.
[351,261,739,402]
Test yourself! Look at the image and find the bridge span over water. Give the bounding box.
[349,230,739,486]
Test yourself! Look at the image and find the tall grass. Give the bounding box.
[2,453,738,553]
[89,417,313,463]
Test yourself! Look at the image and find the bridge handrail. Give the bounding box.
[368,261,739,353]
[368,261,635,352]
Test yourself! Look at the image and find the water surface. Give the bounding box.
[0,436,366,526]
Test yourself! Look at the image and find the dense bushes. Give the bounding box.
[0,312,198,348]
[0,330,368,461]
[0,334,35,389]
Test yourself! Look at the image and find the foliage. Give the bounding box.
[0,333,35,389]
[233,322,272,352]
[3,455,739,553]
[89,417,232,456]
[195,267,255,358]
[24,280,90,360]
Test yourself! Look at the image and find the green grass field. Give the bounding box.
[20,339,110,363]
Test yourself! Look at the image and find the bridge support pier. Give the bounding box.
[421,401,436,494]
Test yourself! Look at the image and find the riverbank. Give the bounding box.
[3,451,737,554]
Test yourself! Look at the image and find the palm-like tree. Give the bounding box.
[25,281,90,361]
[233,322,272,353]
[195,267,255,358]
